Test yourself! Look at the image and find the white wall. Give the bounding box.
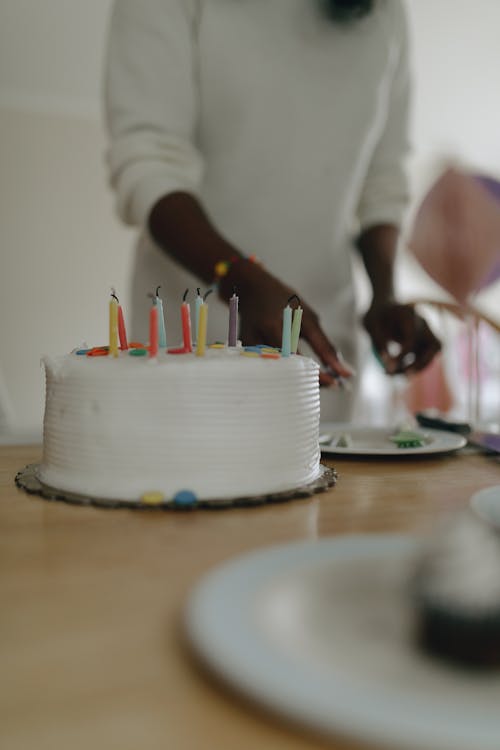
[0,0,499,437]
[0,0,134,438]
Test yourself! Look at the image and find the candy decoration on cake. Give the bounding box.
[173,490,198,508]
[228,287,239,347]
[155,286,167,349]
[140,491,165,506]
[109,290,119,357]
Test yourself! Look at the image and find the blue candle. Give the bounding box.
[281,301,292,357]
[155,286,167,349]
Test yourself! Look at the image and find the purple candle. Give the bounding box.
[228,289,239,347]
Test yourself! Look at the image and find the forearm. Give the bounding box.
[358,223,441,373]
[148,191,246,301]
[356,224,399,303]
[149,190,354,379]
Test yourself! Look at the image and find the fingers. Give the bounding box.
[367,304,441,376]
[301,313,354,379]
[241,305,356,387]
[386,315,441,376]
[406,325,442,374]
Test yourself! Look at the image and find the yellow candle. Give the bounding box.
[109,292,119,358]
[290,306,303,354]
[196,302,208,357]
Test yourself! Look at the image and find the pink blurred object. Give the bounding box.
[409,168,500,303]
[476,175,500,289]
[404,352,454,415]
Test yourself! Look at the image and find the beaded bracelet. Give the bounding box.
[213,254,261,286]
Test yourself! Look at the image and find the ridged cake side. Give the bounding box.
[39,351,320,501]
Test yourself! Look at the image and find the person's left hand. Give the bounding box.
[363,301,441,375]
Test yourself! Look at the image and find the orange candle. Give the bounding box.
[149,304,159,358]
[181,289,193,352]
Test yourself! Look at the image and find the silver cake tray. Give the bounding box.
[15,463,337,511]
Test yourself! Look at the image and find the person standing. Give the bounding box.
[104,0,440,418]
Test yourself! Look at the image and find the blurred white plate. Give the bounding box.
[470,484,500,528]
[185,536,500,750]
[319,423,467,456]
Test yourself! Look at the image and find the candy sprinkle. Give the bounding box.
[129,348,148,357]
[141,491,165,506]
[173,490,197,507]
[261,352,281,359]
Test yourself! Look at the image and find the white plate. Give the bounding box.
[470,484,500,528]
[319,423,467,456]
[185,536,500,750]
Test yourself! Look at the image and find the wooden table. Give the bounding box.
[1,444,499,750]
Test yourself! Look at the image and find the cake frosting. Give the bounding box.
[413,512,500,667]
[39,347,321,502]
[415,513,500,614]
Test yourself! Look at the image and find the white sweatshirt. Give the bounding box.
[104,0,410,417]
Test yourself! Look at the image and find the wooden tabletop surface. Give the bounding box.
[1,444,499,750]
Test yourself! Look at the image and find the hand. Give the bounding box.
[363,300,441,375]
[224,263,354,386]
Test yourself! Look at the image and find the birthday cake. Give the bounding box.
[38,346,321,504]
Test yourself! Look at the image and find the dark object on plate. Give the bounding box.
[416,412,500,454]
[415,412,471,435]
[413,512,500,669]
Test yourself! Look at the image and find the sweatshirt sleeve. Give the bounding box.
[104,0,203,227]
[356,1,411,232]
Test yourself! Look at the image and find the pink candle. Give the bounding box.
[181,288,193,352]
[118,305,128,350]
[149,304,159,358]
[228,288,238,347]
[109,290,119,358]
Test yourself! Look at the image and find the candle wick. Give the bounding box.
[197,287,201,297]
[111,289,119,303]
[203,288,214,302]
[183,288,189,302]
[156,285,161,297]
[287,294,300,307]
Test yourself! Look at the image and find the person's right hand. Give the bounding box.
[223,262,354,386]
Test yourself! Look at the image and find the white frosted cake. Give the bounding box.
[39,347,321,504]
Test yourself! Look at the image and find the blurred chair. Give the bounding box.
[403,299,500,426]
